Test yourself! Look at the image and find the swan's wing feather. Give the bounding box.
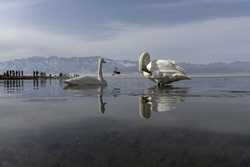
[140,53,190,84]
[77,76,100,84]
[148,59,186,73]
[65,76,101,86]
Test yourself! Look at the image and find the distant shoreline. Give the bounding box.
[102,73,250,79]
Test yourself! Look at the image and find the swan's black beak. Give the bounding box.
[102,60,107,63]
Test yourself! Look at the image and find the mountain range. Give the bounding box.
[0,56,136,74]
[0,56,250,74]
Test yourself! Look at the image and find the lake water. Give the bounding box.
[1,76,250,167]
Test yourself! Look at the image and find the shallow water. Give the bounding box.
[1,76,250,167]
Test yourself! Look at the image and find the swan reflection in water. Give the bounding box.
[139,86,188,119]
[97,86,107,114]
[64,83,188,119]
[64,84,107,114]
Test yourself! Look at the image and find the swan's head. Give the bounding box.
[98,57,107,64]
[139,52,151,73]
[102,58,107,63]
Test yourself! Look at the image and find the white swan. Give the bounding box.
[64,57,107,86]
[139,52,190,86]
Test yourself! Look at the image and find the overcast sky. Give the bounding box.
[0,0,250,63]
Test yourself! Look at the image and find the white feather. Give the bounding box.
[139,52,190,85]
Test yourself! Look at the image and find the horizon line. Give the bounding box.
[0,56,249,65]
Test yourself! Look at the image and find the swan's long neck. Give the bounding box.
[97,59,104,81]
[139,52,151,73]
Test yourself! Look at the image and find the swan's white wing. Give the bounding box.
[145,59,190,84]
[77,76,100,84]
[65,76,100,86]
[147,60,178,72]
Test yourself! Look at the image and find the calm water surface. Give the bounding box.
[1,76,250,167]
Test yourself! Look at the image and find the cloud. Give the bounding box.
[0,16,250,63]
[0,0,44,11]
[143,0,250,8]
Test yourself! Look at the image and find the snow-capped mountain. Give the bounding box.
[1,56,250,75]
[0,56,137,74]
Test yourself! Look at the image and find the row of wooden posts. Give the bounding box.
[2,70,49,78]
[33,71,47,77]
[2,70,78,80]
[3,70,24,77]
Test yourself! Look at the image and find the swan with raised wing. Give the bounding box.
[64,57,107,86]
[139,52,190,86]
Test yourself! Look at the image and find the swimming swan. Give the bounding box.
[64,57,107,86]
[139,52,190,86]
